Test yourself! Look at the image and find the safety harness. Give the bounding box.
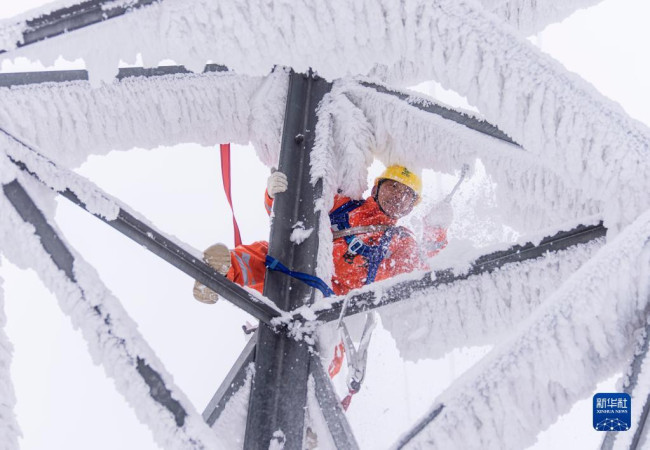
[266,198,402,296]
[329,199,403,284]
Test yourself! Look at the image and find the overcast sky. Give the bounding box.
[0,1,649,449]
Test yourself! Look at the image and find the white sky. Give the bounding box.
[0,1,648,449]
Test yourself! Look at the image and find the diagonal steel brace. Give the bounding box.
[2,128,282,325]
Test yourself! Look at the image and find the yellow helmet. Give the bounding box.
[375,165,422,202]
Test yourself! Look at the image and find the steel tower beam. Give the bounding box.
[243,72,332,449]
[359,81,519,146]
[0,0,160,54]
[2,179,189,427]
[315,222,607,322]
[310,354,360,450]
[0,64,227,88]
[202,332,258,427]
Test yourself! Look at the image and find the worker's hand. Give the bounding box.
[424,200,454,229]
[267,170,288,199]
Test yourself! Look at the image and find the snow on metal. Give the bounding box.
[0,178,223,449]
[400,211,650,449]
[0,0,160,54]
[0,68,287,169]
[0,0,600,59]
[0,276,19,449]
[379,231,605,361]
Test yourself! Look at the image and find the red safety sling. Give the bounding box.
[219,143,242,247]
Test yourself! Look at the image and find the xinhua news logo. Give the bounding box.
[593,393,631,431]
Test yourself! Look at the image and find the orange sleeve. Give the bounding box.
[384,229,427,275]
[329,194,352,213]
[421,226,448,258]
[264,190,274,216]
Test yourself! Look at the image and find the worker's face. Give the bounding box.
[376,180,417,218]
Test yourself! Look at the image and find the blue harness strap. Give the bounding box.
[344,227,400,284]
[329,200,364,231]
[265,255,336,297]
[268,200,400,294]
[330,200,402,285]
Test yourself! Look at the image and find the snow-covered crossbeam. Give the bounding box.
[360,81,517,145]
[380,229,606,361]
[0,67,288,168]
[0,179,223,449]
[313,222,605,319]
[0,0,609,86]
[0,63,226,88]
[0,0,159,53]
[0,0,594,58]
[397,211,650,450]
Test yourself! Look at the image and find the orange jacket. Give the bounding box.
[226,191,447,296]
[328,195,447,295]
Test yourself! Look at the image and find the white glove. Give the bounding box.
[266,170,288,198]
[424,201,454,229]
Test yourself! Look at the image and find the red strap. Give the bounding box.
[219,144,242,247]
[328,340,345,378]
[341,390,356,411]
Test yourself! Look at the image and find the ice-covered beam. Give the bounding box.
[314,222,606,323]
[202,332,257,426]
[310,354,359,450]
[394,211,650,449]
[0,179,222,448]
[0,0,160,53]
[1,127,282,325]
[0,66,286,168]
[360,81,518,146]
[0,64,226,88]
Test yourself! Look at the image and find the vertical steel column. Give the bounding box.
[243,72,331,449]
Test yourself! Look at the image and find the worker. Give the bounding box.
[192,164,450,303]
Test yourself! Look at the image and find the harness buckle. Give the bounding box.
[347,237,364,255]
